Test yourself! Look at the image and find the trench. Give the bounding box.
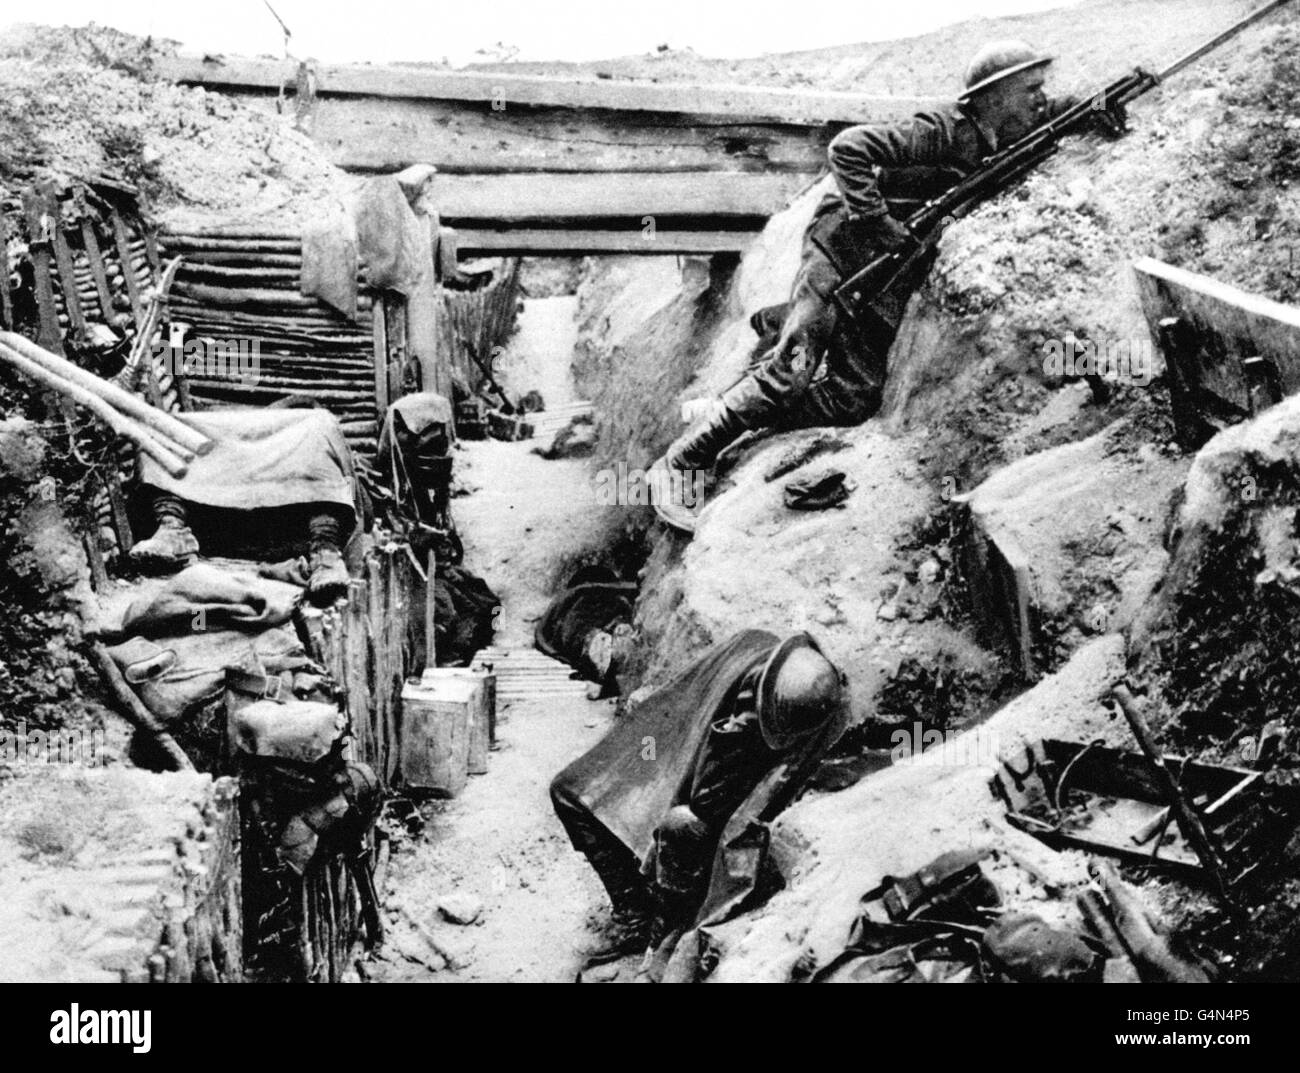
[370,283,634,982]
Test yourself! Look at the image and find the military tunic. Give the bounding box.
[721,106,997,432]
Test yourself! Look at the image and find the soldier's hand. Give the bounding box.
[1088,95,1128,139]
[861,213,913,252]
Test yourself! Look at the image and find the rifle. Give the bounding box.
[833,0,1296,343]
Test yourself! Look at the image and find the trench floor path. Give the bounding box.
[368,296,619,983]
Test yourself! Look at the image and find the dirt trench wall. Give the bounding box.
[1130,393,1300,758]
[0,767,242,982]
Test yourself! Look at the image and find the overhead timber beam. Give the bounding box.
[452,229,754,256]
[156,55,938,124]
[426,171,813,224]
[155,55,940,176]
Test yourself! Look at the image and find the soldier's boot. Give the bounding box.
[583,876,656,967]
[129,494,199,573]
[649,399,750,534]
[306,512,350,606]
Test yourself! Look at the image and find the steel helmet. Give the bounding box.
[756,633,848,751]
[959,40,1053,103]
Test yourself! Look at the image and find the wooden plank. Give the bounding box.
[372,295,389,418]
[455,227,754,255]
[51,223,88,341]
[176,262,302,284]
[171,280,366,312]
[242,93,838,175]
[22,185,66,356]
[73,187,117,323]
[366,555,394,786]
[427,171,808,223]
[383,296,406,406]
[381,549,403,787]
[156,54,936,124]
[110,211,147,330]
[345,581,373,770]
[0,214,11,330]
[1134,256,1300,421]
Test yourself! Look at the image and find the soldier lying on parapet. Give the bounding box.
[650,40,1128,533]
[128,399,361,604]
[550,630,848,977]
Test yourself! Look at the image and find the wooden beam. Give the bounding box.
[1134,256,1300,421]
[453,228,754,255]
[156,54,938,124]
[246,93,838,175]
[429,171,809,223]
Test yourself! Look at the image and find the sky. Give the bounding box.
[2,0,1082,66]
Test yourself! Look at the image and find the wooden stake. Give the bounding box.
[0,214,12,331]
[109,209,147,330]
[425,547,437,671]
[73,186,117,321]
[21,185,66,356]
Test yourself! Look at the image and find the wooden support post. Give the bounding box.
[1156,316,1213,450]
[73,186,117,322]
[142,225,162,277]
[344,579,373,770]
[383,296,407,404]
[366,555,392,785]
[0,214,12,330]
[385,547,407,779]
[82,532,108,592]
[100,463,134,553]
[110,210,147,330]
[51,220,88,342]
[22,184,65,356]
[169,322,193,412]
[371,294,389,420]
[425,547,437,671]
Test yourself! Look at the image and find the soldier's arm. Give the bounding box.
[826,115,950,219]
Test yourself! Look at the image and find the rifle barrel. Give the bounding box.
[835,0,1297,318]
[1157,0,1295,83]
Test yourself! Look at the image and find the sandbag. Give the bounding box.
[232,699,345,764]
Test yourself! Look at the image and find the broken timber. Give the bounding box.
[992,736,1300,896]
[1135,256,1300,447]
